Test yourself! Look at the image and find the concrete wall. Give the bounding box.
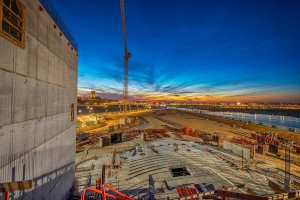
[223,141,251,161]
[0,0,78,199]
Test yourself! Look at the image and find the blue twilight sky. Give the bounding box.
[51,0,300,103]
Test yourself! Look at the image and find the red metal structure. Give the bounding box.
[80,184,134,200]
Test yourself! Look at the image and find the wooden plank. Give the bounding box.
[0,180,33,192]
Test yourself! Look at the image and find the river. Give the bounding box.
[174,107,300,130]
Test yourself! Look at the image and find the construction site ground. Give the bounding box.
[74,110,300,199]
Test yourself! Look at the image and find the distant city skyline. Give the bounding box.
[52,0,300,103]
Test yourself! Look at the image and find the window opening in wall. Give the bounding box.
[71,102,75,122]
[0,0,25,48]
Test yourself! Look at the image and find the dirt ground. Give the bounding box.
[79,110,153,135]
[160,112,251,138]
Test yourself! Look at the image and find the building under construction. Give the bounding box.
[0,0,77,199]
[73,112,300,200]
[2,0,300,200]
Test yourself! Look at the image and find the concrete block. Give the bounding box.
[0,162,12,183]
[0,37,14,72]
[48,52,56,84]
[36,81,47,118]
[37,44,48,82]
[0,70,13,126]
[28,36,39,79]
[71,70,77,91]
[11,155,26,182]
[57,59,64,87]
[12,120,35,159]
[65,65,71,89]
[35,117,47,148]
[57,87,64,114]
[45,116,54,141]
[57,34,65,62]
[15,35,29,76]
[57,113,64,134]
[0,124,12,168]
[13,76,37,122]
[48,21,59,55]
[63,88,69,113]
[44,138,55,172]
[34,144,46,177]
[47,84,58,116]
[62,113,70,131]
[38,7,49,47]
[52,115,59,138]
[23,0,39,39]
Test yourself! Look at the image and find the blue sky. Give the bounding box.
[51,0,300,103]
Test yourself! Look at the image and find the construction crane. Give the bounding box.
[120,0,131,117]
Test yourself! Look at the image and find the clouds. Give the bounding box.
[51,0,300,103]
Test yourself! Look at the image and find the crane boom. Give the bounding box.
[120,0,131,117]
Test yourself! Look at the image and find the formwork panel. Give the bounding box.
[28,36,39,79]
[0,124,12,168]
[13,76,37,123]
[37,44,48,82]
[223,141,251,160]
[36,80,47,118]
[0,38,14,72]
[0,70,13,126]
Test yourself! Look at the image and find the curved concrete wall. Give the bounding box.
[0,0,78,199]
